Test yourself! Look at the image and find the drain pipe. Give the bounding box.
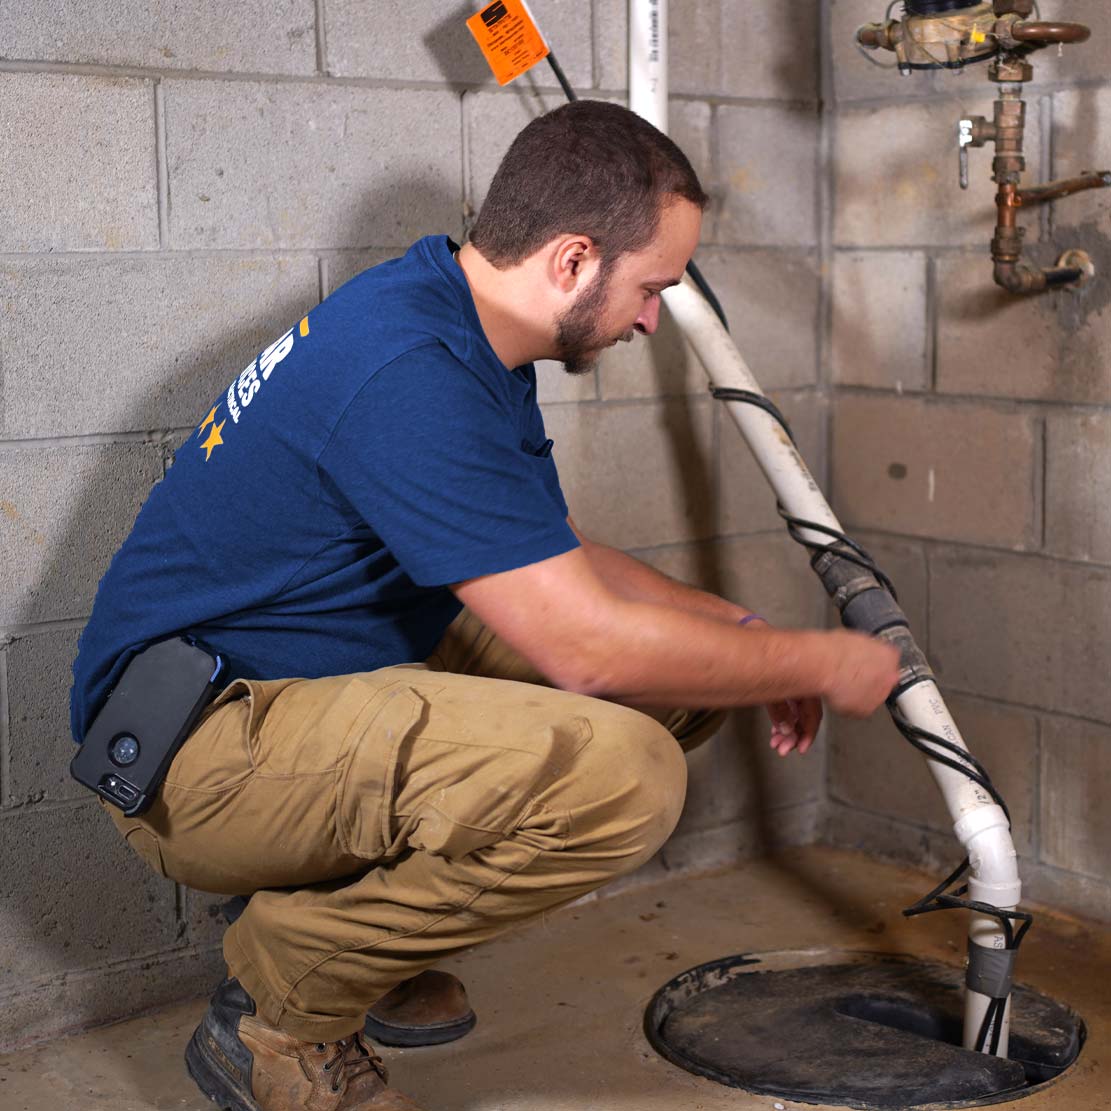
[628,0,1022,1058]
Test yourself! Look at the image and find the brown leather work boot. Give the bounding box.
[364,970,476,1047]
[185,978,424,1110]
[220,899,476,1049]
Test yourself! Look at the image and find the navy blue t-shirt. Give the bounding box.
[70,236,578,742]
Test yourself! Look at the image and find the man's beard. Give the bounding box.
[554,263,632,376]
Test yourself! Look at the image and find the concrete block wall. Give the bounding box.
[0,0,826,1047]
[824,0,1111,923]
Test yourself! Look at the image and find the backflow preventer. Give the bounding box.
[857,0,1111,294]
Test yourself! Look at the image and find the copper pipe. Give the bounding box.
[996,183,1019,229]
[1010,21,1091,45]
[1016,171,1111,206]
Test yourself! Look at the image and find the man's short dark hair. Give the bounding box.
[470,100,709,269]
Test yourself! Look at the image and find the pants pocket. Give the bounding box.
[123,824,168,877]
[336,681,428,862]
[102,801,169,879]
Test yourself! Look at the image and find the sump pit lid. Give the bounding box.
[644,949,1084,1109]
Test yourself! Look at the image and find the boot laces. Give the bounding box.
[319,1033,387,1093]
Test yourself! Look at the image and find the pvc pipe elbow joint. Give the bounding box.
[954,805,1022,909]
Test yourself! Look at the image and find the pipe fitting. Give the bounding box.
[1010,20,1091,45]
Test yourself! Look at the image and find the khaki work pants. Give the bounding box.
[107,609,723,1042]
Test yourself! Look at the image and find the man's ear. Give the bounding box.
[550,235,596,293]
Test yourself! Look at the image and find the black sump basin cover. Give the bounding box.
[644,950,1084,1109]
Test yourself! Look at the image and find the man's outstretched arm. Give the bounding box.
[452,546,899,723]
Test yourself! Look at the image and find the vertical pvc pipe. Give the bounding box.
[661,273,1019,1059]
[629,0,667,134]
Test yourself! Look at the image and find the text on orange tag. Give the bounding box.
[466,0,550,87]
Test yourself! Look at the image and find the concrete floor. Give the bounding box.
[1,845,1107,1111]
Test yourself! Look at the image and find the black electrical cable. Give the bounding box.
[546,51,577,102]
[544,42,1032,1048]
[685,259,729,329]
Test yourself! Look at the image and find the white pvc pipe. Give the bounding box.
[660,273,1020,1057]
[629,0,667,133]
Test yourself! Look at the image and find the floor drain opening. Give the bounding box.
[645,950,1085,1109]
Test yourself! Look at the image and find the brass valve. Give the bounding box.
[857,0,1091,77]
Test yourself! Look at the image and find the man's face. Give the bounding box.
[554,199,703,376]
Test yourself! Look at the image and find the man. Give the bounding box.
[71,101,899,1111]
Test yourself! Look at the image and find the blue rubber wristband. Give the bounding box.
[738,614,767,627]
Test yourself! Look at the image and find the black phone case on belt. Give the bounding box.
[70,637,224,817]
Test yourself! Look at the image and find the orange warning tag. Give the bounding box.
[467,0,550,87]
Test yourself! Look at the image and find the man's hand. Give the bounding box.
[766,696,823,757]
[821,631,901,718]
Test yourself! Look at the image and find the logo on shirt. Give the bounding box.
[196,314,310,462]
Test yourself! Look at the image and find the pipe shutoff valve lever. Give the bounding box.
[959,118,975,189]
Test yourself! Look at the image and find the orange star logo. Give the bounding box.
[198,406,219,437]
[200,419,226,462]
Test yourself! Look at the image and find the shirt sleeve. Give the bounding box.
[317,345,579,587]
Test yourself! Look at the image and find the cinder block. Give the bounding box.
[674,705,823,843]
[634,533,827,629]
[596,304,703,402]
[674,730,732,838]
[831,250,928,390]
[0,74,157,252]
[717,390,826,537]
[166,82,463,249]
[835,98,1042,247]
[184,887,235,948]
[934,252,1063,401]
[542,396,714,549]
[5,628,84,805]
[1032,2,1111,88]
[1048,87,1111,242]
[930,548,1111,723]
[1041,715,1111,879]
[1020,858,1111,926]
[716,104,819,248]
[830,0,946,103]
[824,801,972,879]
[0,445,163,625]
[1046,411,1111,565]
[667,99,713,208]
[0,1,316,74]
[831,396,1040,550]
[0,803,177,984]
[323,250,399,296]
[593,0,629,92]
[0,945,223,1052]
[596,0,819,100]
[830,694,1037,856]
[0,256,319,439]
[603,242,820,404]
[535,360,599,404]
[666,0,819,100]
[326,0,591,89]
